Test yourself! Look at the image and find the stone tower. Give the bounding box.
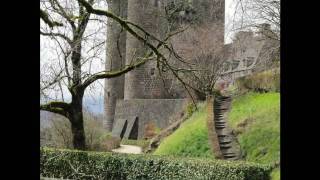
[104,0,128,131]
[105,0,225,132]
[124,0,169,100]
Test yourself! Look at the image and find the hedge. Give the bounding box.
[40,148,272,180]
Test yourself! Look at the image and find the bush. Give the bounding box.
[41,148,272,180]
[236,69,280,93]
[96,133,121,152]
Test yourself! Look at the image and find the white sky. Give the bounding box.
[225,0,236,44]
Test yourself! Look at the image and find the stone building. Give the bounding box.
[104,0,226,139]
[217,26,280,88]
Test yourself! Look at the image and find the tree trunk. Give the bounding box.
[69,91,86,150]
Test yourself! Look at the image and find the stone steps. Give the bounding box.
[213,95,241,160]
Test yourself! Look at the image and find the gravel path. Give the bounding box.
[112,144,142,154]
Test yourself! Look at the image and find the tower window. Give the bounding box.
[150,68,155,76]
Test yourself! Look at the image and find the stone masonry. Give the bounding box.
[105,0,226,136]
[112,99,188,139]
[104,0,128,131]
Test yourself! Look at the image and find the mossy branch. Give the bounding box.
[40,101,71,117]
[82,55,155,89]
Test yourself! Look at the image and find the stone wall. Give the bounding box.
[112,99,189,139]
[124,0,168,99]
[104,0,128,131]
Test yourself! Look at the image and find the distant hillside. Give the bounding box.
[83,96,104,114]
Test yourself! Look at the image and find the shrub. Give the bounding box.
[186,102,197,117]
[236,69,280,93]
[41,148,272,180]
[96,133,121,152]
[144,121,158,140]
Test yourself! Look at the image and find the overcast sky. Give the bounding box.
[40,0,237,114]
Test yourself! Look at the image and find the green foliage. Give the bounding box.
[154,103,213,158]
[270,168,280,180]
[236,69,280,93]
[41,148,271,180]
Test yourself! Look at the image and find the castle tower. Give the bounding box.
[123,0,225,100]
[124,0,169,99]
[105,0,226,133]
[192,0,225,44]
[104,0,128,131]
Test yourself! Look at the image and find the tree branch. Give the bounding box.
[77,0,165,60]
[50,0,76,30]
[40,101,71,117]
[81,55,155,89]
[40,9,63,28]
[40,30,73,45]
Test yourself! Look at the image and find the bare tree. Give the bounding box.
[172,24,226,99]
[40,0,188,150]
[232,0,280,41]
[169,24,230,159]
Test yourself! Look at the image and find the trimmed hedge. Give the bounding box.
[41,148,271,180]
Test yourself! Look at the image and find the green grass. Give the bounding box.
[229,92,280,180]
[229,92,280,164]
[154,92,280,179]
[270,168,280,180]
[154,103,214,158]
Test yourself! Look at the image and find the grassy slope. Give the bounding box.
[154,103,214,158]
[154,92,280,179]
[229,92,280,164]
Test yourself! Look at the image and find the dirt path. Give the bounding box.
[112,144,142,154]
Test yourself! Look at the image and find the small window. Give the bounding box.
[150,68,155,76]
